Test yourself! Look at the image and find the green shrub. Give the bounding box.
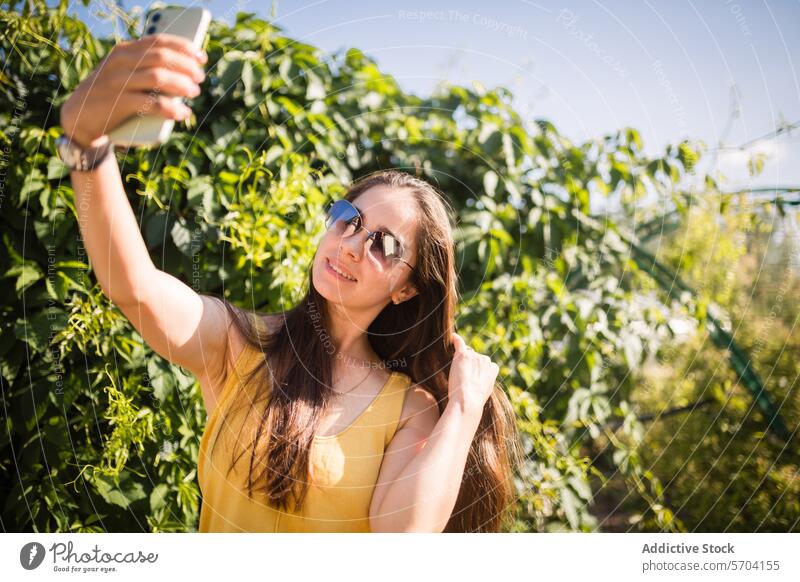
[3,0,789,532]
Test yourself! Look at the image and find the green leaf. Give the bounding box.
[150,484,170,512]
[93,473,146,509]
[677,141,698,173]
[14,310,67,352]
[622,332,643,369]
[625,128,643,152]
[170,218,195,257]
[305,71,326,100]
[148,359,176,403]
[6,263,43,294]
[144,213,169,250]
[483,170,498,197]
[47,156,69,180]
[561,487,580,530]
[241,60,256,107]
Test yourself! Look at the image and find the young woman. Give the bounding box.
[60,33,523,532]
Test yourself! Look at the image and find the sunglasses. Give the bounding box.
[324,199,414,270]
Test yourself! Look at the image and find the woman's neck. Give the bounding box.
[324,302,382,367]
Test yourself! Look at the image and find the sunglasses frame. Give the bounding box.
[325,199,415,271]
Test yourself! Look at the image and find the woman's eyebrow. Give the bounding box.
[353,204,403,243]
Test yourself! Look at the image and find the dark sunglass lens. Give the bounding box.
[367,232,385,260]
[369,232,400,262]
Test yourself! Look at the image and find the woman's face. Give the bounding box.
[312,185,419,310]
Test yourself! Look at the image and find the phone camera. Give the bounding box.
[151,12,161,22]
[146,25,157,35]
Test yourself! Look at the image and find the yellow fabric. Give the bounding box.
[198,342,412,532]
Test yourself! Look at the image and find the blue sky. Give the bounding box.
[68,0,800,189]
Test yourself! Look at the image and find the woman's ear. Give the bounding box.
[392,284,418,305]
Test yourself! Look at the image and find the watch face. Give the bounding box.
[58,136,84,170]
[57,137,76,167]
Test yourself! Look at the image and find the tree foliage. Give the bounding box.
[1,0,794,532]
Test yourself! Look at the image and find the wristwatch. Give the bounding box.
[56,134,113,172]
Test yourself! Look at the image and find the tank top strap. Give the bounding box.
[371,370,412,448]
[209,342,264,426]
[198,341,265,491]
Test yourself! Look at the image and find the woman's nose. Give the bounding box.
[340,229,367,260]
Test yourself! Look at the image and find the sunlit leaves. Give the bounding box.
[0,0,725,535]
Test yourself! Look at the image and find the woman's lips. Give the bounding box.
[325,258,358,283]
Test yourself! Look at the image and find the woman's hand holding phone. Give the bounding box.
[59,34,207,149]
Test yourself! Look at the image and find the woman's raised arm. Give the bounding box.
[61,34,236,398]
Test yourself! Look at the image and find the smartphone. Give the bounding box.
[107,6,211,148]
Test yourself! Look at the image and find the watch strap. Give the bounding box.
[57,135,113,172]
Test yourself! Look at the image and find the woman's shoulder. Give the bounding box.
[394,375,440,432]
[223,313,282,379]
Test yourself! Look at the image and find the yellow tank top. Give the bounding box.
[197,342,412,532]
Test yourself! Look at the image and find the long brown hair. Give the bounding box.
[210,169,523,531]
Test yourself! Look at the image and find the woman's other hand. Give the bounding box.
[446,332,499,416]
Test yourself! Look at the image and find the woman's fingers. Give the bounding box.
[117,46,206,84]
[123,33,204,63]
[446,332,498,414]
[451,332,467,353]
[115,67,200,99]
[102,39,205,123]
[120,92,192,122]
[452,333,496,373]
[452,332,482,357]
